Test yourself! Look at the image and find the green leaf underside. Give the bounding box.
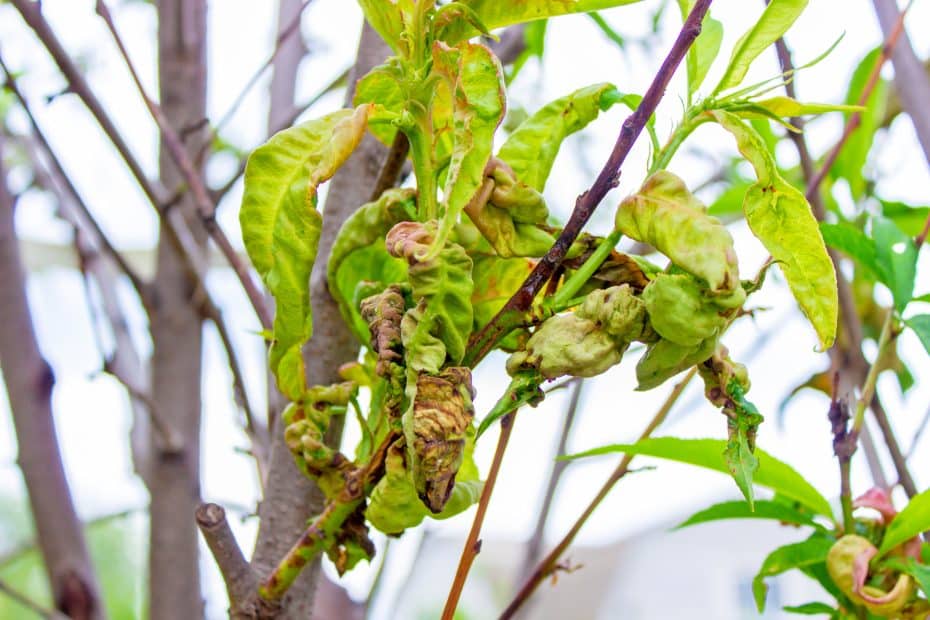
[714,0,809,94]
[872,216,918,313]
[710,110,837,349]
[908,315,930,356]
[442,0,644,43]
[752,537,834,612]
[878,486,930,556]
[676,499,819,530]
[240,106,369,400]
[564,437,834,518]
[498,82,618,192]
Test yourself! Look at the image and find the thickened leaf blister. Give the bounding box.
[642,273,727,346]
[240,105,370,400]
[387,221,474,371]
[615,170,740,294]
[328,188,415,343]
[636,336,718,391]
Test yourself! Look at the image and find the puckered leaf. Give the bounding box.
[616,170,740,294]
[471,254,535,333]
[328,189,416,343]
[428,41,506,259]
[241,105,370,400]
[710,111,837,350]
[753,537,835,612]
[356,0,414,55]
[354,59,406,146]
[387,221,474,371]
[498,83,620,192]
[441,0,643,44]
[563,437,834,518]
[713,0,809,94]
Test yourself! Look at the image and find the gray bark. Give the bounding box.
[147,1,208,619]
[0,139,105,620]
[268,0,308,133]
[250,21,391,618]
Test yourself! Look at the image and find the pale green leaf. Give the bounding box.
[878,486,930,556]
[678,1,723,98]
[711,111,837,349]
[564,437,834,518]
[354,59,406,145]
[676,499,819,530]
[752,538,834,612]
[498,83,620,192]
[240,106,370,399]
[714,0,808,93]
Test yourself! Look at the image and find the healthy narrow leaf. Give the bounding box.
[677,1,723,98]
[819,222,880,279]
[905,559,930,599]
[907,315,930,356]
[710,110,837,349]
[676,499,819,530]
[782,602,837,615]
[240,106,370,400]
[713,0,808,93]
[872,216,918,313]
[752,538,835,612]
[878,486,930,556]
[881,200,930,237]
[442,0,643,43]
[564,437,834,518]
[498,83,623,192]
[729,96,862,120]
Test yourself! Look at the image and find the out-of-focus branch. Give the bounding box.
[94,0,273,330]
[0,578,69,620]
[0,137,105,620]
[196,504,265,619]
[871,0,930,168]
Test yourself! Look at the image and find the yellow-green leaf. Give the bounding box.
[240,105,370,400]
[713,0,808,94]
[710,110,837,349]
[677,1,723,98]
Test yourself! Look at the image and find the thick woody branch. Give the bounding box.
[196,504,264,618]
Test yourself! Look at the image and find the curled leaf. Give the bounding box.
[642,274,728,346]
[241,105,371,400]
[827,535,916,617]
[616,171,740,294]
[636,336,718,391]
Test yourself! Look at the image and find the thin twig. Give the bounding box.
[464,0,714,366]
[441,412,518,620]
[501,368,696,619]
[0,578,69,620]
[94,0,273,330]
[206,0,313,153]
[518,379,583,581]
[369,132,410,202]
[0,54,149,302]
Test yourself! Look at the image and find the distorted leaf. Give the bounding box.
[241,106,370,399]
[710,111,837,349]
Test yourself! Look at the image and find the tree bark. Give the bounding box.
[0,138,105,620]
[268,0,308,133]
[250,21,391,618]
[147,1,208,619]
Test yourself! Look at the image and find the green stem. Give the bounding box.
[548,230,622,312]
[649,111,708,174]
[406,120,438,220]
[851,312,895,435]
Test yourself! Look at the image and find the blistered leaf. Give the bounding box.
[428,41,506,259]
[356,0,413,55]
[354,59,406,145]
[713,0,808,93]
[508,311,623,380]
[710,111,837,349]
[388,222,474,371]
[642,274,728,346]
[498,83,620,192]
[471,254,535,334]
[241,106,370,399]
[635,336,717,391]
[440,0,643,44]
[676,499,819,530]
[677,1,723,98]
[563,437,834,518]
[753,537,834,612]
[872,216,918,313]
[616,171,740,294]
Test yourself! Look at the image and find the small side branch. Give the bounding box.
[196,504,263,618]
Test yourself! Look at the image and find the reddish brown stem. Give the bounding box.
[464,0,714,366]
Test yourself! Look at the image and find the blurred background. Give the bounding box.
[0,0,928,618]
